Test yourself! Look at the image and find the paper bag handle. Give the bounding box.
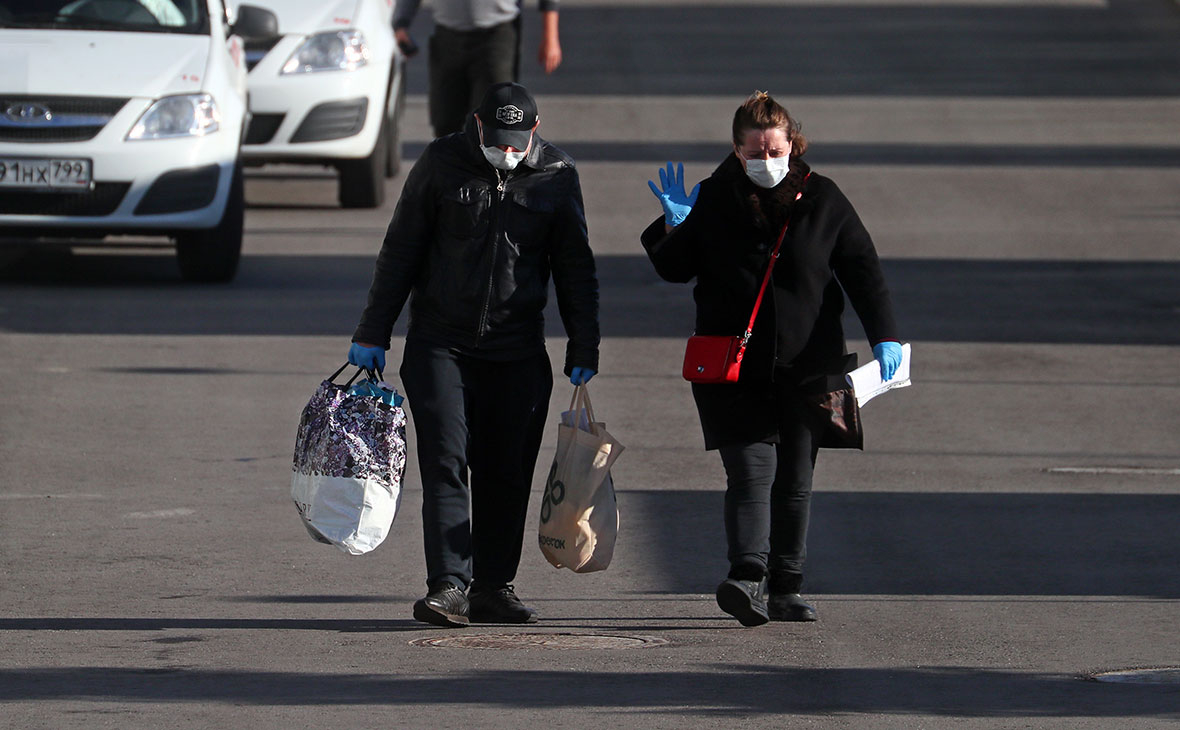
[567,384,598,435]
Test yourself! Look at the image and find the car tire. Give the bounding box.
[338,114,387,209]
[175,162,244,283]
[385,68,405,179]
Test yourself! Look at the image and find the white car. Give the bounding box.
[234,0,404,208]
[0,0,253,282]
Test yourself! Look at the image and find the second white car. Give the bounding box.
[234,0,404,208]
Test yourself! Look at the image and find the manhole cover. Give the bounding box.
[409,632,668,650]
[1089,668,1180,685]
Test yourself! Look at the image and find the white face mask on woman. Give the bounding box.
[743,155,791,188]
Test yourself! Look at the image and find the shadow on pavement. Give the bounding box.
[0,616,726,634]
[509,3,1180,98]
[0,664,1176,717]
[217,594,401,604]
[0,618,419,632]
[405,141,1180,167]
[621,491,1180,598]
[2,252,1178,346]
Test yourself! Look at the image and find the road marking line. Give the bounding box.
[1047,467,1180,475]
[0,493,106,499]
[124,508,196,519]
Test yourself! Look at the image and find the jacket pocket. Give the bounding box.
[506,189,555,248]
[439,185,488,240]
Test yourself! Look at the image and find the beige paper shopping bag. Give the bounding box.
[538,384,624,573]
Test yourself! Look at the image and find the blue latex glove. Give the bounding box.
[348,342,386,374]
[570,367,596,386]
[647,162,700,227]
[873,342,903,381]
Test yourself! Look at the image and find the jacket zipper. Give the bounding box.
[474,170,507,346]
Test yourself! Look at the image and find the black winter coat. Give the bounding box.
[641,155,898,449]
[354,121,600,375]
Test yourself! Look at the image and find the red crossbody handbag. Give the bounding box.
[682,193,799,384]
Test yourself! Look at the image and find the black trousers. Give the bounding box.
[717,392,822,586]
[428,20,519,137]
[399,340,552,591]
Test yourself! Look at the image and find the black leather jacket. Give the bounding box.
[353,120,599,375]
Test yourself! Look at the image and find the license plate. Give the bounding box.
[0,158,92,190]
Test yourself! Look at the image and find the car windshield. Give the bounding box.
[0,0,209,34]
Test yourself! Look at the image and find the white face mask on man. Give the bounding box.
[477,118,532,171]
[742,155,791,189]
[481,144,528,171]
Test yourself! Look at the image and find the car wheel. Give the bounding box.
[175,162,244,283]
[338,114,387,209]
[385,69,405,179]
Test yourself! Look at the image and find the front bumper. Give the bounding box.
[241,35,391,164]
[0,97,239,235]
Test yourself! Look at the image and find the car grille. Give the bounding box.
[0,183,131,216]
[0,96,129,143]
[135,164,220,215]
[291,98,368,143]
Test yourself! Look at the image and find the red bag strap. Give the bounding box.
[741,184,805,346]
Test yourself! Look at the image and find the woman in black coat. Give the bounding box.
[641,91,903,626]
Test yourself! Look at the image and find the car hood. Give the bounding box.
[0,30,209,98]
[242,0,361,35]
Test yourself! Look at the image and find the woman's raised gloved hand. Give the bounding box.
[872,341,903,381]
[570,367,596,386]
[647,162,700,227]
[348,342,386,374]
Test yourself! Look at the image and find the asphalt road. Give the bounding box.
[2,0,1179,728]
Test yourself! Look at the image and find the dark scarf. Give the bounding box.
[715,153,812,234]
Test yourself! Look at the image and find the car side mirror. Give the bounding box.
[231,4,279,40]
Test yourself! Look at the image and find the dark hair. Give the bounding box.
[732,91,808,156]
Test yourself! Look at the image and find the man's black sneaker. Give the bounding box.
[468,585,538,624]
[715,577,770,627]
[412,584,469,628]
[767,593,818,622]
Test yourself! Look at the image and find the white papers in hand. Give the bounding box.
[846,343,912,407]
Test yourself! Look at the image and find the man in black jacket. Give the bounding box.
[348,82,599,627]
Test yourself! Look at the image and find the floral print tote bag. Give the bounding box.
[291,365,407,555]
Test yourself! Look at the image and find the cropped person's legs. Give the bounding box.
[465,21,519,118]
[428,26,475,136]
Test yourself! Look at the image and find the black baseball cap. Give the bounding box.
[476,82,538,150]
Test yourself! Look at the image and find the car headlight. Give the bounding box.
[127,94,220,140]
[281,31,369,74]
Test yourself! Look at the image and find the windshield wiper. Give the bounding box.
[1,12,197,32]
[0,12,64,27]
[51,15,160,31]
